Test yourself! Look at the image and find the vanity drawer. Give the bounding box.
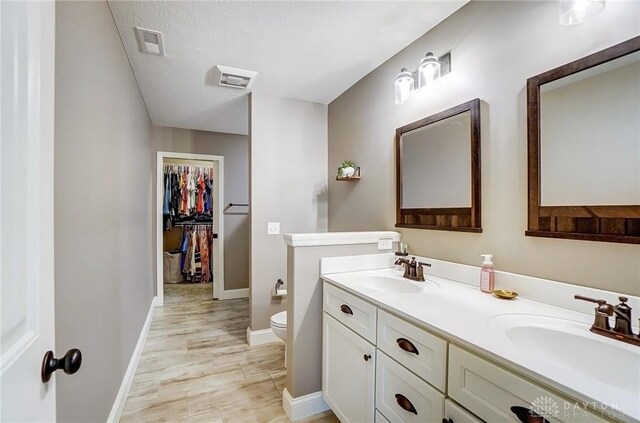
[375,411,391,423]
[444,399,482,423]
[376,350,444,423]
[448,345,607,423]
[324,282,377,343]
[377,309,447,392]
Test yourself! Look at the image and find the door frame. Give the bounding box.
[156,152,225,305]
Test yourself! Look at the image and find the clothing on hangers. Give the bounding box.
[163,164,215,230]
[177,224,214,283]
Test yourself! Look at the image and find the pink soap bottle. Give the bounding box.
[480,254,495,294]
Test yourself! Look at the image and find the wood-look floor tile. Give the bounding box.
[120,299,338,423]
[269,370,286,397]
[186,374,277,418]
[187,409,224,423]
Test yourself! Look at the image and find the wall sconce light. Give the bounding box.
[418,52,441,87]
[559,0,605,25]
[395,68,414,105]
[394,51,451,105]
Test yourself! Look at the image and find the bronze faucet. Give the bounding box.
[398,257,431,282]
[575,295,640,346]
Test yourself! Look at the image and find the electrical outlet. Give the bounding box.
[267,222,280,235]
[378,238,393,250]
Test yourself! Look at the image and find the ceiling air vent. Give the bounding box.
[135,27,164,56]
[214,65,257,90]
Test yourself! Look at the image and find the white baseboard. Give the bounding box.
[107,296,157,423]
[283,388,330,421]
[246,326,283,346]
[218,287,249,300]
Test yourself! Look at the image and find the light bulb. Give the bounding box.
[395,68,414,105]
[559,0,605,25]
[418,52,441,88]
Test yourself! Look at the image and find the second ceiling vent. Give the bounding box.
[214,65,257,90]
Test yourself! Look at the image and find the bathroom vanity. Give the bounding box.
[320,254,640,423]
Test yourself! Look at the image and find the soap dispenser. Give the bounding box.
[480,254,495,294]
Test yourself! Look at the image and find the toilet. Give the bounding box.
[270,311,287,367]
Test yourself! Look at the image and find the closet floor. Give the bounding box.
[164,283,213,304]
[120,299,338,423]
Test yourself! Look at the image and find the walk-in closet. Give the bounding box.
[158,154,224,304]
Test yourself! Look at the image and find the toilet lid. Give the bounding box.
[271,311,287,328]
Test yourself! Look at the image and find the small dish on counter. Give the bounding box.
[493,289,518,300]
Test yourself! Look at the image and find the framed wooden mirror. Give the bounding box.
[527,36,640,244]
[395,98,481,232]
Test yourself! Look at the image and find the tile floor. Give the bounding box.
[120,298,338,423]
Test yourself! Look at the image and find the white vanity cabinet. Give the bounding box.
[322,282,612,423]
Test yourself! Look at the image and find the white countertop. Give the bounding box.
[321,267,640,422]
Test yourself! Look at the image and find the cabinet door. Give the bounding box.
[323,313,376,423]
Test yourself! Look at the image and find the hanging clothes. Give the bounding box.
[163,164,215,228]
[177,224,214,284]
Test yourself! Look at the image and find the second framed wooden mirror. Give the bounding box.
[527,36,640,244]
[395,98,481,232]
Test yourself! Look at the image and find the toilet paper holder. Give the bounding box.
[274,279,287,297]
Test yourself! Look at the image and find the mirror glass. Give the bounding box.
[401,111,471,208]
[540,51,640,206]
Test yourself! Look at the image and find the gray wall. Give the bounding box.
[152,126,250,291]
[54,1,154,421]
[328,1,640,296]
[250,94,328,330]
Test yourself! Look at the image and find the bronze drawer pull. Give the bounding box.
[363,354,371,361]
[340,304,353,315]
[395,393,417,415]
[510,406,551,423]
[396,338,419,355]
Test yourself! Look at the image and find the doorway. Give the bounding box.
[156,152,224,305]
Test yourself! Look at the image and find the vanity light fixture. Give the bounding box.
[418,52,441,87]
[394,51,451,105]
[559,0,605,25]
[395,68,414,105]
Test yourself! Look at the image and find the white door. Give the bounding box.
[1,1,57,421]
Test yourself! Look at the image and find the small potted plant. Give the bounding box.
[338,160,357,178]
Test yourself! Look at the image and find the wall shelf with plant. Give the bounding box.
[336,160,361,181]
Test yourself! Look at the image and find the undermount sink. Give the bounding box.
[489,314,640,392]
[350,275,439,294]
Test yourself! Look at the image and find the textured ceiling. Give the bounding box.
[109,1,467,135]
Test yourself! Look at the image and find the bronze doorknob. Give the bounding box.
[41,348,82,383]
